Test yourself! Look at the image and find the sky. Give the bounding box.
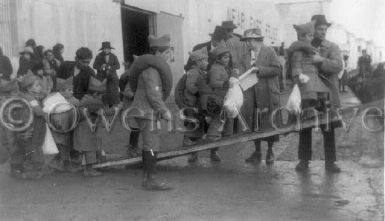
[329,0,385,47]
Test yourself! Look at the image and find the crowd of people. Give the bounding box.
[0,14,345,191]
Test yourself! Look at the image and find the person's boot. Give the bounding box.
[188,152,198,163]
[210,149,221,162]
[266,148,274,165]
[83,165,102,177]
[295,160,309,172]
[325,162,341,173]
[142,151,172,191]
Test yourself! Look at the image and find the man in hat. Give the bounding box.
[57,47,95,100]
[184,26,227,71]
[129,34,173,190]
[222,20,247,70]
[295,15,343,173]
[93,41,120,106]
[238,28,281,165]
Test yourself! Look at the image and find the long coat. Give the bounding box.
[93,52,120,105]
[238,44,281,133]
[314,39,343,109]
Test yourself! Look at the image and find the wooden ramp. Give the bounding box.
[92,116,339,169]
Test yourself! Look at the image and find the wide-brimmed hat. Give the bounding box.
[311,14,331,27]
[0,78,18,93]
[221,21,237,30]
[210,45,230,58]
[88,76,106,93]
[19,46,34,55]
[188,47,208,62]
[56,77,73,91]
[293,22,315,36]
[240,28,264,41]
[148,34,171,48]
[209,26,227,40]
[18,72,37,90]
[99,41,114,51]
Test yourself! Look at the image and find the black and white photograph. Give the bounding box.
[0,0,384,220]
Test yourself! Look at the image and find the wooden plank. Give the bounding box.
[92,116,337,168]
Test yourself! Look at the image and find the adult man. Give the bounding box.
[357,49,372,78]
[93,41,120,106]
[222,20,246,70]
[238,28,281,164]
[295,15,343,173]
[57,47,95,100]
[129,34,173,191]
[184,26,227,71]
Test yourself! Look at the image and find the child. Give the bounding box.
[287,22,330,106]
[205,45,236,162]
[181,48,209,162]
[73,76,105,177]
[50,77,80,171]
[13,72,46,179]
[31,62,53,97]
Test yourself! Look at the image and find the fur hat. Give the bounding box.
[293,22,315,36]
[56,77,73,91]
[188,47,208,62]
[148,34,171,48]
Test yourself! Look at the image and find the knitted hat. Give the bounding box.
[293,22,315,36]
[210,45,230,58]
[148,34,171,48]
[56,77,73,91]
[188,47,208,62]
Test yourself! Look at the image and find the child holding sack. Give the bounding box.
[13,72,47,179]
[50,77,80,172]
[73,76,106,177]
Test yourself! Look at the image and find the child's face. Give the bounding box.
[217,53,230,66]
[36,69,44,76]
[301,33,314,43]
[28,80,42,94]
[197,58,208,70]
[46,52,54,61]
[61,88,73,99]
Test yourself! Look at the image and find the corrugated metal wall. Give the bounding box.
[0,0,17,58]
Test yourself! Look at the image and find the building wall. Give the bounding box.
[9,0,124,76]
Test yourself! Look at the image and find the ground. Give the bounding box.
[0,88,383,221]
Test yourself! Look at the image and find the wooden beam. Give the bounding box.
[92,116,338,168]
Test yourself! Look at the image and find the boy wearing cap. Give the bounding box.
[12,72,46,179]
[50,77,80,172]
[128,34,173,190]
[181,48,209,162]
[73,76,106,177]
[93,42,120,106]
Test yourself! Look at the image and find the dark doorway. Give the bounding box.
[121,6,155,63]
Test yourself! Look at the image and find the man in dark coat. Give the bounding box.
[57,47,95,100]
[357,49,372,78]
[295,15,343,173]
[184,26,227,71]
[93,41,120,106]
[0,46,13,80]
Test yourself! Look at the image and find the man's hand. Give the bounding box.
[312,53,325,63]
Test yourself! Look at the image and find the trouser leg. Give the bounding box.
[298,127,312,161]
[322,125,336,163]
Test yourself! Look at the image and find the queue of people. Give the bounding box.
[0,14,343,191]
